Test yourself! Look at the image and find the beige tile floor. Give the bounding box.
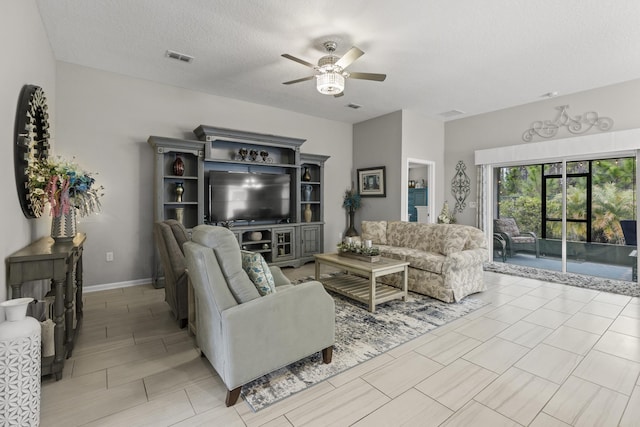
[40,265,640,426]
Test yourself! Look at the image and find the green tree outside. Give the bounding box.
[497,158,636,245]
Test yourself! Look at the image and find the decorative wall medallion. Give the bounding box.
[522,105,613,142]
[451,160,470,213]
[14,85,50,218]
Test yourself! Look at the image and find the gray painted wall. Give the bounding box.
[352,111,403,227]
[53,62,353,287]
[353,110,445,227]
[2,0,57,303]
[445,79,640,226]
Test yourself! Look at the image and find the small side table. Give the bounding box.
[6,233,85,380]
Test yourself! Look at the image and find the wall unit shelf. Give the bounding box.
[149,126,329,271]
[148,137,205,230]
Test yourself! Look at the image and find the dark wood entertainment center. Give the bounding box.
[148,125,329,287]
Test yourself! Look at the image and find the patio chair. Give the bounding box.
[493,217,539,258]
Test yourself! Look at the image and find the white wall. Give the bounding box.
[445,78,640,226]
[1,0,56,302]
[401,110,444,221]
[54,62,352,287]
[352,111,403,225]
[353,110,445,227]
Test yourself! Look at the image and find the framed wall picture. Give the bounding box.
[357,166,386,197]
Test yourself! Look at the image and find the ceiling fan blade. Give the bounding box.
[282,76,315,85]
[333,92,344,98]
[335,47,364,69]
[349,72,387,82]
[281,54,315,68]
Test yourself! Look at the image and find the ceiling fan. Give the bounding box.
[282,41,386,97]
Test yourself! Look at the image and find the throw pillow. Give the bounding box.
[241,250,276,296]
[361,221,388,244]
[440,225,470,256]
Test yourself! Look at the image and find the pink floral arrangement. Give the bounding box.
[27,156,104,218]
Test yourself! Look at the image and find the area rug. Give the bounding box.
[240,276,488,411]
[485,262,639,297]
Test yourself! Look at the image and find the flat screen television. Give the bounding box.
[209,171,291,223]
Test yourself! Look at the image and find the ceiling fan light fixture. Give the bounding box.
[317,72,344,95]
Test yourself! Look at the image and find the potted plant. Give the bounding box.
[342,188,361,237]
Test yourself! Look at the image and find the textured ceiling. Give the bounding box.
[35,0,640,124]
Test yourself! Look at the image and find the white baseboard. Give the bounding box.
[84,278,154,293]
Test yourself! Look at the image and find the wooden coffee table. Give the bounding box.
[314,252,409,312]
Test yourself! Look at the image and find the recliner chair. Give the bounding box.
[183,225,335,406]
[154,220,189,327]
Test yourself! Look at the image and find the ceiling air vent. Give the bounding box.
[439,109,465,118]
[165,50,194,63]
[347,103,362,109]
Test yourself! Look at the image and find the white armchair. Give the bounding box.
[183,225,335,406]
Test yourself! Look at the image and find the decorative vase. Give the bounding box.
[302,167,312,182]
[345,209,358,236]
[249,149,258,161]
[239,148,248,160]
[303,185,313,202]
[175,207,184,225]
[172,154,185,176]
[260,150,269,162]
[175,182,184,202]
[0,298,41,426]
[51,208,77,243]
[250,231,263,241]
[304,204,312,223]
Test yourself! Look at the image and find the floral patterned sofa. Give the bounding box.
[360,221,488,302]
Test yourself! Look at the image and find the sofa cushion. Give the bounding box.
[385,221,473,256]
[387,221,439,251]
[460,225,488,250]
[378,245,445,274]
[361,221,387,244]
[512,235,536,244]
[404,250,446,274]
[385,221,441,253]
[440,225,470,256]
[377,245,410,261]
[241,250,276,296]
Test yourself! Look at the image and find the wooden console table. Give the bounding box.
[6,233,85,380]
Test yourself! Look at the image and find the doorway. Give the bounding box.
[406,159,435,223]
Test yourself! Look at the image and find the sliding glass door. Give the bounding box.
[494,156,636,282]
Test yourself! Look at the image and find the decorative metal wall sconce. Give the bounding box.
[451,161,470,213]
[522,105,613,142]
